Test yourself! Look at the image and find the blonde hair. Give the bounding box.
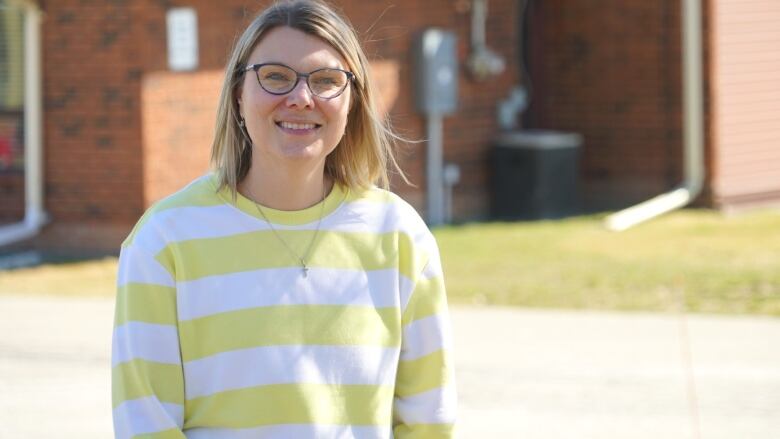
[210,0,407,197]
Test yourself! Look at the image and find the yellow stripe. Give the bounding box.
[395,349,452,398]
[393,423,455,438]
[186,383,393,428]
[222,180,349,226]
[157,230,427,282]
[115,283,177,327]
[402,275,447,325]
[155,247,177,280]
[179,305,401,362]
[344,186,393,204]
[135,429,186,439]
[112,359,184,408]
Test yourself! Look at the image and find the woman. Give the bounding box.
[111,1,456,438]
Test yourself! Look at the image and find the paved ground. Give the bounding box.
[0,295,778,438]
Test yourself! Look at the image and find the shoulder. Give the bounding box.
[344,185,435,245]
[148,173,223,214]
[345,186,442,280]
[346,185,423,222]
[122,174,223,250]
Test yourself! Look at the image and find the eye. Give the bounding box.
[311,70,346,86]
[265,72,291,81]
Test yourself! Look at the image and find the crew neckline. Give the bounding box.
[213,174,348,226]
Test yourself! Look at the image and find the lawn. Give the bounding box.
[435,209,780,316]
[1,209,778,316]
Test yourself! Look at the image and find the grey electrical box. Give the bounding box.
[413,29,458,115]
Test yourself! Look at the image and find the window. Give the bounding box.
[0,0,25,172]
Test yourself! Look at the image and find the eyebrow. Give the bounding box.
[250,60,346,71]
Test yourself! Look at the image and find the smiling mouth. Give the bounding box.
[275,121,322,130]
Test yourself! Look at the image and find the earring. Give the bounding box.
[239,117,246,128]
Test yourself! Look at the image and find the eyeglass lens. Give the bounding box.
[256,64,349,98]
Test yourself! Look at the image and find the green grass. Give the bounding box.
[1,209,778,316]
[434,209,780,316]
[0,257,118,297]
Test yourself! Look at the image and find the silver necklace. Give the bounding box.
[249,183,327,278]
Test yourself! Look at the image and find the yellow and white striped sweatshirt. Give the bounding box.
[111,174,456,439]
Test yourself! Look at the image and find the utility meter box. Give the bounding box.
[412,29,458,115]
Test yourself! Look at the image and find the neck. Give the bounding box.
[240,162,331,211]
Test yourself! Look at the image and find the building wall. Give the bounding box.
[526,0,685,211]
[39,1,148,245]
[8,0,777,252]
[0,168,24,224]
[141,71,220,206]
[23,0,519,251]
[709,0,780,211]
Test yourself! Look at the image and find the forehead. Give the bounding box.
[248,26,347,70]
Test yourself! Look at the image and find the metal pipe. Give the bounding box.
[605,0,704,231]
[426,114,445,226]
[471,0,487,48]
[466,0,505,81]
[0,1,48,247]
[443,162,461,223]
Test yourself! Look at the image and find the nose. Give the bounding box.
[284,78,315,109]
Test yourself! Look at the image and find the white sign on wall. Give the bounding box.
[166,8,199,71]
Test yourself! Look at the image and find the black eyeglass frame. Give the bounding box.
[242,63,355,99]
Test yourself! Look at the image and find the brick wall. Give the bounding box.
[23,0,519,251]
[141,71,220,206]
[526,0,685,211]
[341,0,522,218]
[12,0,777,252]
[0,170,23,224]
[39,0,149,249]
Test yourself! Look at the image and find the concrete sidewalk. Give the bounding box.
[0,295,778,438]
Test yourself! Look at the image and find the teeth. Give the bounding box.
[279,121,316,130]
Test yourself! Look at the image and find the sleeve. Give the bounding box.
[112,243,187,439]
[393,238,457,439]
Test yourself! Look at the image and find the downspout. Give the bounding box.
[466,0,505,81]
[0,0,48,246]
[605,0,704,231]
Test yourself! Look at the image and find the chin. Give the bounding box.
[275,142,330,161]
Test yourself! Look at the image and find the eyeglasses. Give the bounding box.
[243,63,355,99]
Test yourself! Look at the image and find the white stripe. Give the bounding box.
[400,313,452,361]
[148,204,272,253]
[321,198,437,250]
[134,194,429,253]
[177,267,412,321]
[393,385,457,425]
[185,424,392,439]
[184,345,400,399]
[113,397,184,439]
[112,322,181,367]
[321,199,404,234]
[117,244,175,288]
